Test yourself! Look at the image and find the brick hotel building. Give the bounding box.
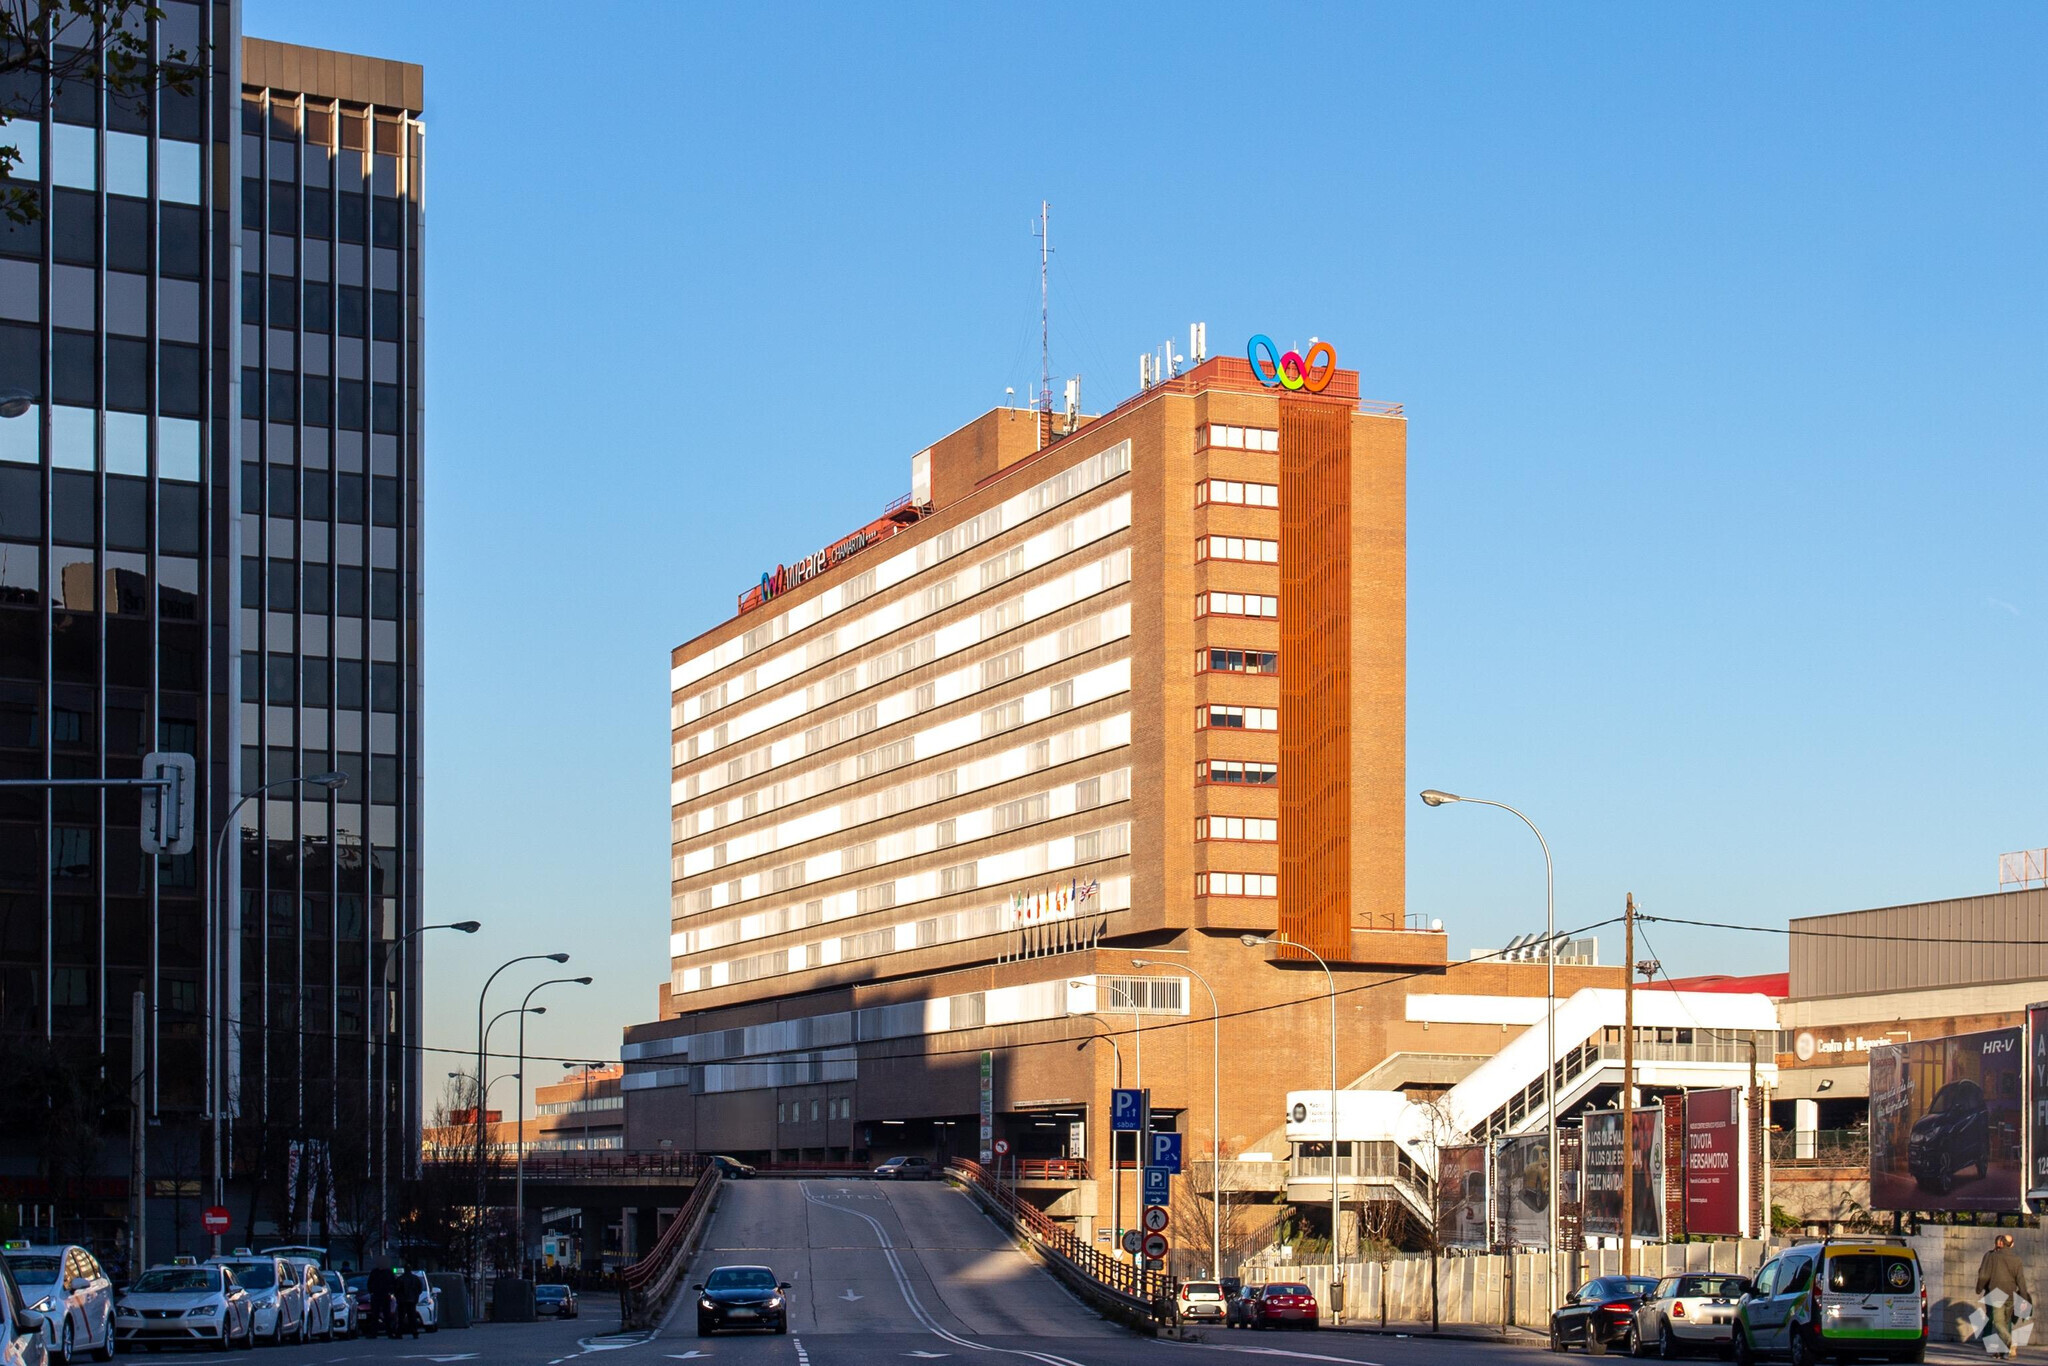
[622,354,1606,1242]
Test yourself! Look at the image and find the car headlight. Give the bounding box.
[701,1298,717,1310]
[29,1295,54,1314]
[190,1303,221,1316]
[766,1297,784,1309]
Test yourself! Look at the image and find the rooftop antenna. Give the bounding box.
[1034,201,1052,415]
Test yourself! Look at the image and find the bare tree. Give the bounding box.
[1356,1199,1408,1327]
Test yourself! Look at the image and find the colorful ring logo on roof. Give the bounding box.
[1247,335,1336,393]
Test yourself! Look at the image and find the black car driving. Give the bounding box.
[695,1265,790,1335]
[1551,1276,1661,1353]
[1908,1079,1989,1193]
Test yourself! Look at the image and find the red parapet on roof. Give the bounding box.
[1647,971,1789,999]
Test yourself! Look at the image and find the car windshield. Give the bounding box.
[221,1263,276,1289]
[345,1276,367,1292]
[1185,1284,1222,1297]
[1267,1284,1311,1296]
[1828,1256,1916,1294]
[706,1268,777,1290]
[2,1255,60,1282]
[325,1274,345,1290]
[1678,1276,1748,1298]
[536,1286,567,1299]
[1930,1083,1980,1113]
[133,1269,221,1294]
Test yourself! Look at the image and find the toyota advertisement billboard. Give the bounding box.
[1582,1108,1665,1240]
[1684,1088,1745,1236]
[1496,1134,1550,1248]
[1869,1026,2023,1212]
[1438,1144,1489,1248]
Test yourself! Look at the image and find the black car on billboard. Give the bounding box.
[1907,1079,1989,1193]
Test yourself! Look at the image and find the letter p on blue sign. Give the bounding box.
[1150,1132,1183,1173]
[1111,1088,1145,1132]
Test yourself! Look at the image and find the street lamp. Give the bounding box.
[1240,933,1339,1322]
[1133,958,1223,1283]
[1419,788,1559,1307]
[474,953,569,1307]
[1073,1012,1123,1258]
[376,920,481,1257]
[205,768,346,1256]
[515,977,591,1276]
[0,388,32,419]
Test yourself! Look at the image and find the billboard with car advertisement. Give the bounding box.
[1683,1087,1745,1236]
[1438,1144,1489,1248]
[2029,1005,2048,1211]
[1869,1026,2023,1212]
[1582,1107,1665,1240]
[1496,1133,1550,1248]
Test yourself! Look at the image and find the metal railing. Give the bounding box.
[1015,1158,1089,1180]
[1770,1129,1870,1166]
[947,1158,1175,1326]
[618,1164,722,1328]
[500,1150,705,1180]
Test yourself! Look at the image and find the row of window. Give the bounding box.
[0,469,202,549]
[240,558,400,619]
[241,275,402,338]
[240,180,404,247]
[29,125,204,203]
[1204,424,1279,452]
[534,1093,623,1116]
[244,94,407,152]
[1196,815,1277,843]
[1197,535,1278,565]
[777,1096,851,1123]
[0,193,205,277]
[0,322,204,416]
[1198,648,1278,676]
[1197,760,1277,786]
[239,744,401,803]
[1198,704,1277,731]
[1197,591,1277,620]
[238,652,401,711]
[1196,478,1278,508]
[1198,871,1277,898]
[241,464,400,525]
[242,370,402,432]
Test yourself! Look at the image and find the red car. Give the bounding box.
[1249,1282,1319,1329]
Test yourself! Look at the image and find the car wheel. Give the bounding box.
[1627,1324,1644,1357]
[1552,1325,1567,1353]
[1589,1330,1610,1356]
[1789,1328,1816,1366]
[1733,1328,1754,1366]
[238,1313,256,1349]
[776,1317,789,1335]
[1658,1320,1678,1359]
[57,1319,75,1365]
[90,1314,114,1361]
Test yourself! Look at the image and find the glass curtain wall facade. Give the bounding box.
[235,47,425,1230]
[0,13,425,1261]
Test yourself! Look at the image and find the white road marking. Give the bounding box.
[842,1290,865,1301]
[666,1353,713,1359]
[906,1352,953,1358]
[794,1335,812,1366]
[799,1181,1088,1366]
[1152,1341,1387,1366]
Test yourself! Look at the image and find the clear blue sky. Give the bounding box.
[246,2,2048,1115]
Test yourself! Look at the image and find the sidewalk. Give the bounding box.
[1299,1321,1996,1360]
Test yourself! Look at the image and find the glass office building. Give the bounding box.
[0,14,425,1260]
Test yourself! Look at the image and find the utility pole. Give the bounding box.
[1034,201,1052,416]
[130,993,147,1275]
[1620,893,1636,1277]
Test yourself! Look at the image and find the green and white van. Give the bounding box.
[1735,1239,1925,1366]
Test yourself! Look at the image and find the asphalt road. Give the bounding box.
[183,1179,1573,1366]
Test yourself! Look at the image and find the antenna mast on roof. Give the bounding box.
[1034,201,1053,414]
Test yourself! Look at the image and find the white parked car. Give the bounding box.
[1176,1281,1228,1322]
[0,1255,49,1366]
[112,1263,254,1351]
[205,1253,305,1345]
[281,1258,335,1341]
[322,1271,356,1337]
[1,1244,112,1363]
[1635,1272,1754,1357]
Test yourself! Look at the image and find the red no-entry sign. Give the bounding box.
[202,1206,230,1235]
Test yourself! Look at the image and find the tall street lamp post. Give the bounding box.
[1419,789,1558,1307]
[1240,933,1339,1323]
[473,953,568,1308]
[1073,1014,1123,1258]
[376,919,480,1257]
[1132,958,1224,1282]
[515,976,591,1275]
[205,769,346,1256]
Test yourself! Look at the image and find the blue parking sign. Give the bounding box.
[1143,1166,1172,1206]
[1149,1131,1183,1173]
[1111,1088,1146,1132]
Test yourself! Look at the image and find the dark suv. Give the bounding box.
[1908,1080,1988,1193]
[872,1156,933,1180]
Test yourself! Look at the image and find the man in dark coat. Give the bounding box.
[1978,1235,2033,1357]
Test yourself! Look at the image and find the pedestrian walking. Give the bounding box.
[1979,1234,2033,1357]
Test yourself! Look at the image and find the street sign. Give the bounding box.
[140,751,195,856]
[1142,1205,1169,1233]
[993,1139,1010,1156]
[1111,1088,1145,1132]
[1149,1132,1182,1173]
[1143,1166,1171,1207]
[1143,1232,1169,1260]
[201,1206,229,1235]
[1121,1229,1142,1254]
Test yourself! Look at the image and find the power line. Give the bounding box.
[1638,913,2048,947]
